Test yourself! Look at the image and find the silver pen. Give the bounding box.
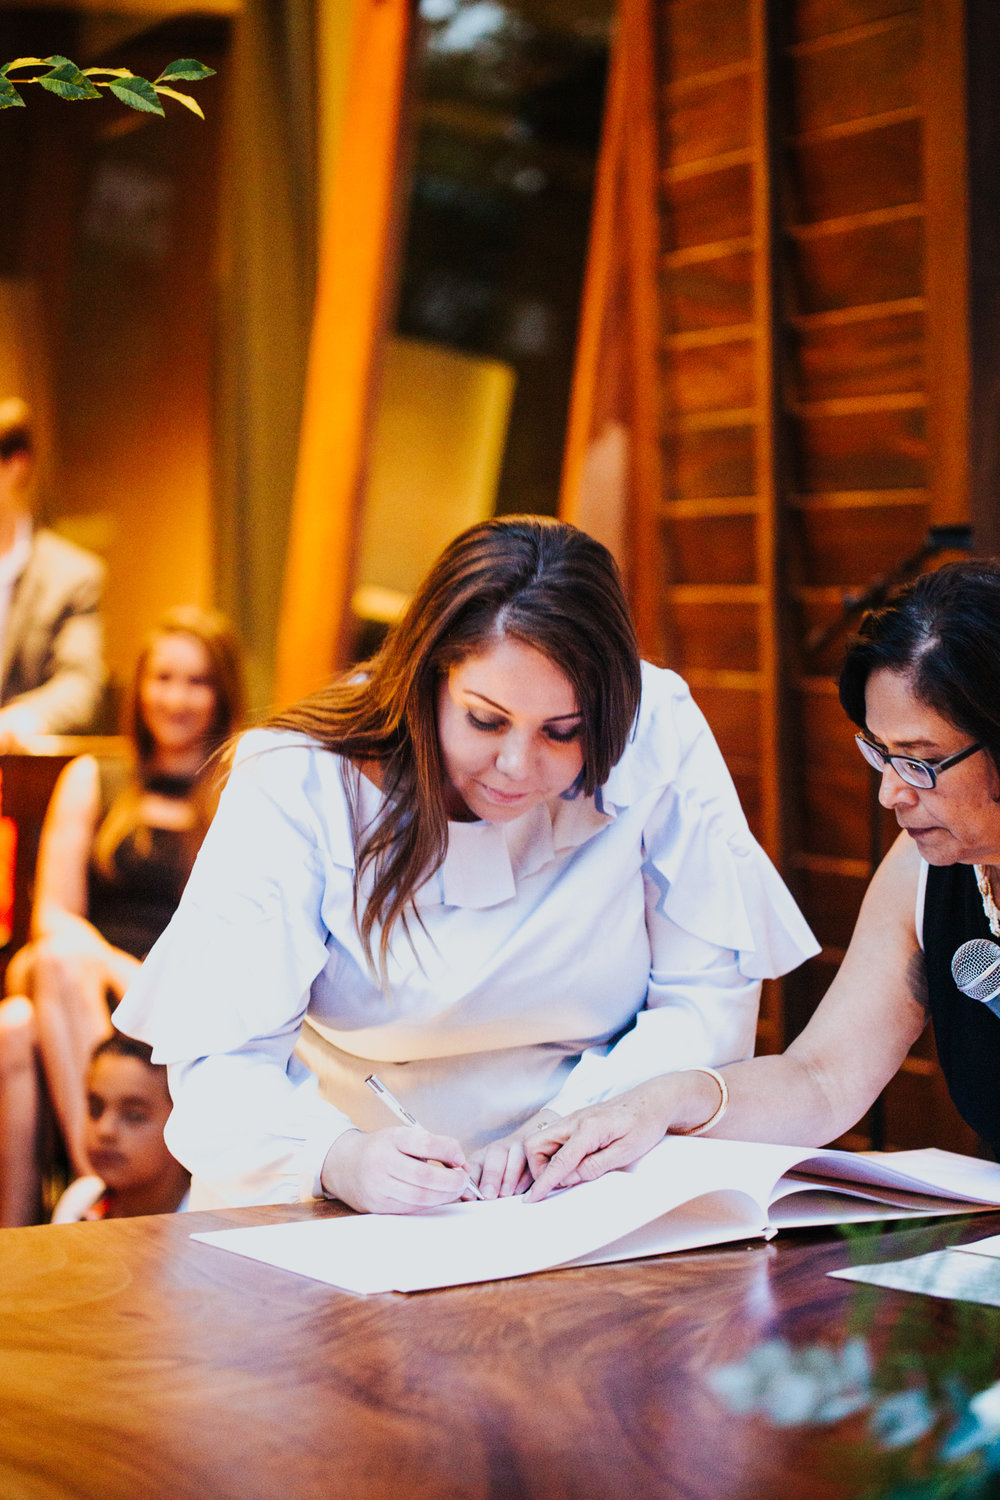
[364,1073,485,1200]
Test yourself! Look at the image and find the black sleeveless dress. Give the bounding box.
[86,764,193,961]
[922,861,1000,1151]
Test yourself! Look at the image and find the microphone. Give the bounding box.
[951,939,1000,1014]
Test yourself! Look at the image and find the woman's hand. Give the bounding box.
[320,1126,474,1215]
[469,1110,561,1199]
[525,1079,689,1200]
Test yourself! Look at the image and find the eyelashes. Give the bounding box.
[466,712,504,734]
[464,711,581,743]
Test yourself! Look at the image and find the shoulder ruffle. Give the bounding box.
[606,665,819,979]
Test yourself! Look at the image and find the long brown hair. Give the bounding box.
[94,606,246,878]
[268,516,642,975]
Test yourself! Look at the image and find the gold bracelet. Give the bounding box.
[671,1066,729,1136]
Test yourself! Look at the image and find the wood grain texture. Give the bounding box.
[660,0,751,80]
[661,247,755,331]
[793,0,917,44]
[2,1203,998,1499]
[791,15,921,132]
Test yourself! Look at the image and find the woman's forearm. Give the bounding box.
[699,1052,847,1146]
[525,1053,851,1199]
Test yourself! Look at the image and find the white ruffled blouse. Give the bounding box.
[114,664,819,1206]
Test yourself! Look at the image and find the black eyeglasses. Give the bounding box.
[855,733,983,790]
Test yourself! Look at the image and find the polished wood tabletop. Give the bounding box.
[1,1201,999,1499]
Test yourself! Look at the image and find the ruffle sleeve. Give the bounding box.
[113,730,348,1062]
[604,665,819,980]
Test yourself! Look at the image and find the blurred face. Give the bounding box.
[139,631,218,756]
[84,1054,176,1194]
[436,636,584,823]
[864,667,1000,865]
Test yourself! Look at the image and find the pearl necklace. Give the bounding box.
[974,864,1000,939]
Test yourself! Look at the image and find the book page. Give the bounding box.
[779,1147,1000,1205]
[768,1186,976,1228]
[564,1189,777,1269]
[953,1232,1000,1260]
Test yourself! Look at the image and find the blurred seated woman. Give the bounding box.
[525,560,1000,1198]
[0,605,245,1224]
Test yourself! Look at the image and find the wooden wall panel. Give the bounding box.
[792,215,923,312]
[793,1,918,44]
[631,0,988,1150]
[793,406,926,491]
[663,162,754,247]
[792,117,921,222]
[795,867,867,950]
[665,337,756,414]
[666,601,760,670]
[781,0,943,1146]
[661,249,755,331]
[661,512,757,583]
[791,16,921,131]
[801,775,873,858]
[790,500,928,583]
[795,308,923,401]
[659,0,751,77]
[662,73,752,165]
[687,682,763,762]
[666,425,756,498]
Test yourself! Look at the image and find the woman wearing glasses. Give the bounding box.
[526,560,1000,1197]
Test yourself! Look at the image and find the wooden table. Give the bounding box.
[1,1203,998,1499]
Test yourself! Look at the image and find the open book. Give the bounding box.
[191,1136,1000,1296]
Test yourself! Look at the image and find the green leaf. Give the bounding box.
[108,75,165,115]
[154,84,205,120]
[2,57,49,73]
[0,76,25,108]
[154,58,215,83]
[37,63,101,101]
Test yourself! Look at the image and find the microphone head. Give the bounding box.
[952,938,1000,1003]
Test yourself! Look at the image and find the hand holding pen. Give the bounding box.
[365,1074,484,1200]
[317,1075,484,1214]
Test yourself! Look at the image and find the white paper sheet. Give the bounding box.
[798,1148,1000,1204]
[954,1233,1000,1260]
[191,1138,795,1293]
[191,1137,1000,1295]
[830,1251,1000,1307]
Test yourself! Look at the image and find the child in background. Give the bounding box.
[51,1034,190,1222]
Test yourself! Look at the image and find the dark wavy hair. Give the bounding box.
[94,1032,156,1070]
[839,558,1000,777]
[268,515,642,974]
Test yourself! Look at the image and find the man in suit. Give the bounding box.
[0,399,106,748]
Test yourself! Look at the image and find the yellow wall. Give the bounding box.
[355,337,515,619]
